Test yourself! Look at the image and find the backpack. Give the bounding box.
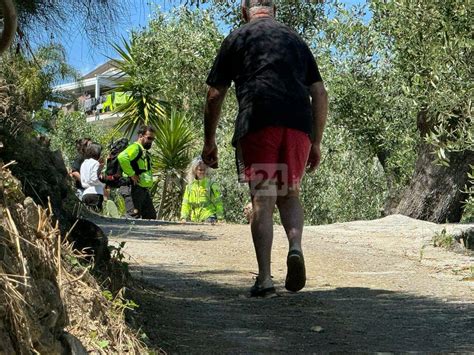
[100,138,143,188]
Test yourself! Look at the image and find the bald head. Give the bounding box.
[241,0,276,22]
[243,0,274,7]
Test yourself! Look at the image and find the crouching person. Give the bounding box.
[118,125,157,220]
[80,142,105,212]
[180,157,224,224]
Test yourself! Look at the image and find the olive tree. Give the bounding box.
[369,0,473,222]
[113,0,472,223]
[131,8,224,126]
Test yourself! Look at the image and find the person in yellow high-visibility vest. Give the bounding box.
[180,157,224,224]
[118,125,156,219]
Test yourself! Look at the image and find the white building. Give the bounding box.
[53,60,128,129]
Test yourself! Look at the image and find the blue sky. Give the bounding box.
[64,0,155,75]
[64,0,366,76]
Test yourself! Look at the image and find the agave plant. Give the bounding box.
[110,37,167,138]
[151,109,196,219]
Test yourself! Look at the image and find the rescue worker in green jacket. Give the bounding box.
[180,157,224,223]
[118,125,157,219]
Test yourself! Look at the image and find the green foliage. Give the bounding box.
[152,110,196,172]
[110,8,218,220]
[108,241,128,264]
[198,0,328,38]
[100,242,138,320]
[207,2,392,223]
[88,330,109,350]
[371,0,473,154]
[102,288,139,313]
[102,190,126,218]
[314,2,418,196]
[2,0,463,228]
[31,108,55,131]
[115,193,127,217]
[65,254,83,269]
[433,228,455,249]
[461,165,474,223]
[301,125,387,224]
[131,7,223,126]
[211,131,250,224]
[102,199,122,218]
[134,2,389,223]
[111,38,167,138]
[152,110,196,220]
[0,44,77,111]
[5,0,468,225]
[368,0,473,216]
[302,0,471,219]
[49,111,108,166]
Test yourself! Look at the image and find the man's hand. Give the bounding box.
[70,171,80,181]
[202,141,218,168]
[306,143,321,172]
[203,85,228,169]
[130,175,140,185]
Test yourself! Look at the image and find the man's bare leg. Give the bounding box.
[277,190,306,292]
[250,184,277,288]
[276,190,304,252]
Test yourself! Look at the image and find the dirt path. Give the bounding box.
[97,215,474,353]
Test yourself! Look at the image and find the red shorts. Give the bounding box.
[237,126,311,188]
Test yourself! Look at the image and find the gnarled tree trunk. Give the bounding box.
[393,144,473,223]
[390,110,473,223]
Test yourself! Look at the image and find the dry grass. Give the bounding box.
[0,162,154,353]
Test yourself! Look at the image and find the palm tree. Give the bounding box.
[111,37,196,220]
[110,37,167,138]
[151,109,196,220]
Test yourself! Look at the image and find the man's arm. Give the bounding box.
[307,81,328,172]
[70,171,81,181]
[202,85,229,168]
[118,144,140,177]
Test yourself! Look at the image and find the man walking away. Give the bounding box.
[118,125,157,220]
[202,0,328,297]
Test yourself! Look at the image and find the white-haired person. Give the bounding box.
[180,157,224,223]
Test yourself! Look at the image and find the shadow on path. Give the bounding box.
[128,266,474,353]
[94,217,215,242]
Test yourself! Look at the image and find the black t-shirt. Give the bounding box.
[206,17,323,145]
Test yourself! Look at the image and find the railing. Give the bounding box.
[78,92,130,117]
